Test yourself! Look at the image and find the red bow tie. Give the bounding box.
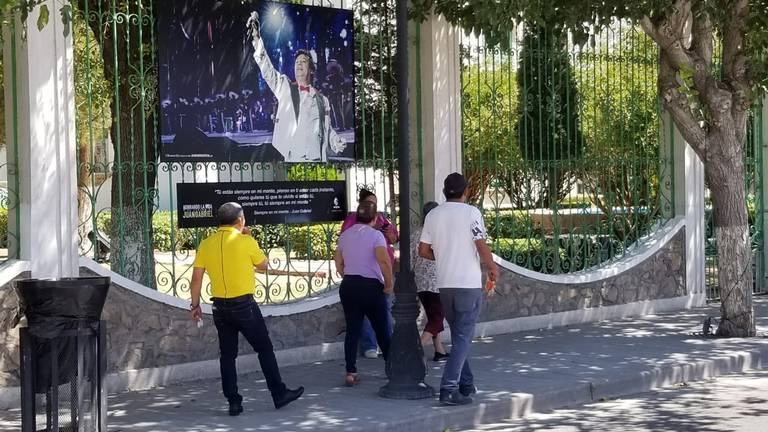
[299,85,311,92]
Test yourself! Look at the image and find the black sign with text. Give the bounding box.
[177,181,347,227]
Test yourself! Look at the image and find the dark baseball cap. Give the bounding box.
[444,172,468,196]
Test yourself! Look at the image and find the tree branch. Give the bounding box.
[721,0,752,144]
[690,10,713,68]
[722,0,749,83]
[639,4,696,75]
[658,54,708,158]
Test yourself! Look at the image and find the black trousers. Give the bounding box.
[212,296,287,403]
[339,275,391,373]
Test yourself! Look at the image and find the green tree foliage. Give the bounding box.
[577,26,661,241]
[413,0,768,337]
[460,52,521,206]
[517,23,584,208]
[73,9,110,162]
[81,0,158,287]
[73,6,112,251]
[353,0,399,217]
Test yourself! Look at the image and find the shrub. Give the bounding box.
[484,210,536,239]
[286,223,341,260]
[88,211,341,255]
[0,207,7,248]
[252,224,287,251]
[493,235,621,274]
[493,238,563,273]
[94,211,206,252]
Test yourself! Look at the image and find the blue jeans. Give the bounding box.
[212,296,287,403]
[359,293,393,353]
[439,288,482,392]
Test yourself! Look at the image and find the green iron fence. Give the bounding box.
[705,101,765,300]
[73,0,416,304]
[460,23,674,274]
[0,14,22,264]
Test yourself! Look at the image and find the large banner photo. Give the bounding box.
[157,1,355,163]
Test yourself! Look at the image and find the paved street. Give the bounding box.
[465,371,768,432]
[2,300,768,431]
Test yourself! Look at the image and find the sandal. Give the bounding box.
[344,373,360,387]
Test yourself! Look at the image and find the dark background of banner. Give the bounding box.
[177,181,347,227]
[157,0,355,162]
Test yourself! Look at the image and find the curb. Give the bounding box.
[349,345,768,432]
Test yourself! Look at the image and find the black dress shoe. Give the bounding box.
[459,384,477,397]
[228,401,243,416]
[273,386,304,410]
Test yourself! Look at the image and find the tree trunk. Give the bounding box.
[77,136,93,254]
[86,0,157,288]
[707,135,756,337]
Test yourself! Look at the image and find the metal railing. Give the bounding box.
[73,0,416,304]
[459,22,674,274]
[0,14,22,264]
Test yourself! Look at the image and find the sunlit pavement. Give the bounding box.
[465,371,768,432]
[2,299,768,432]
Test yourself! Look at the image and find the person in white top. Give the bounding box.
[419,172,499,406]
[248,12,346,162]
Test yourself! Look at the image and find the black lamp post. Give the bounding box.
[378,0,434,400]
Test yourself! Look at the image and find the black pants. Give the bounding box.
[212,296,287,403]
[339,275,391,373]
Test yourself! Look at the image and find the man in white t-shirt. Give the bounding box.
[418,172,500,406]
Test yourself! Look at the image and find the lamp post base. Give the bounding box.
[379,271,435,400]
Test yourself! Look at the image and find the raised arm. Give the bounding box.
[255,258,324,278]
[250,19,284,96]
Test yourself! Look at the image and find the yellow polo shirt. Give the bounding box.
[192,226,267,298]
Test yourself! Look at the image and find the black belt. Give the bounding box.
[211,294,254,303]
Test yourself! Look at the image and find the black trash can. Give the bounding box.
[16,277,110,432]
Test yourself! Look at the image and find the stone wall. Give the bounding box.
[0,268,346,388]
[0,228,685,389]
[0,271,30,388]
[480,230,686,322]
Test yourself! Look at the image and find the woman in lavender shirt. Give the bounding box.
[334,200,394,386]
[339,189,398,359]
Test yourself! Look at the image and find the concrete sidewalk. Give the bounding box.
[2,300,768,432]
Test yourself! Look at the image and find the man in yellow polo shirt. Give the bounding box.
[189,202,310,415]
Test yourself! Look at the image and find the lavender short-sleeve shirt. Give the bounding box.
[337,224,387,283]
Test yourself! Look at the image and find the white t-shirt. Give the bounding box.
[419,201,487,289]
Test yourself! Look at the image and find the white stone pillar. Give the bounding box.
[6,3,79,278]
[662,113,706,304]
[418,13,462,203]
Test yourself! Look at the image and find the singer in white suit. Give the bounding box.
[248,12,347,162]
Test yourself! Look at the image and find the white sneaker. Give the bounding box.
[363,349,379,359]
